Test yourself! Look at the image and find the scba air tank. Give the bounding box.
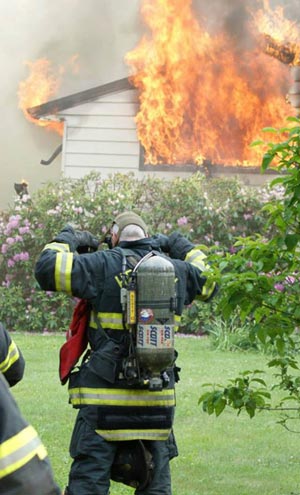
[136,255,176,390]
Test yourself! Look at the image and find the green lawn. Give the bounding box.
[10,333,300,495]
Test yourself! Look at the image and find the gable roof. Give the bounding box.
[27,77,134,119]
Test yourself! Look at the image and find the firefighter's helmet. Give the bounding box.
[113,211,148,237]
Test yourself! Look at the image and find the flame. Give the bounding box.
[126,0,296,166]
[253,0,300,66]
[18,56,80,135]
[18,58,64,135]
[254,1,299,46]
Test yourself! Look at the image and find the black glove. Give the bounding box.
[168,232,195,260]
[152,233,170,252]
[54,225,99,253]
[74,230,99,253]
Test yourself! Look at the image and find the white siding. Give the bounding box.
[58,89,141,178]
[57,87,274,186]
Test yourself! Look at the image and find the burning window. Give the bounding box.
[126,0,299,167]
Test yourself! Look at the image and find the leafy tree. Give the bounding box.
[199,116,300,429]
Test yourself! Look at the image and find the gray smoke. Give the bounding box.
[192,0,300,45]
[0,0,142,209]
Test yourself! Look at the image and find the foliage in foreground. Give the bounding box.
[199,116,300,427]
[0,171,279,332]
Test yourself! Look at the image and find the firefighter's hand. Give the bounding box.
[73,230,99,253]
[168,232,195,260]
[152,233,170,252]
[54,225,99,253]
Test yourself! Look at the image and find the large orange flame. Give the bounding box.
[126,0,295,166]
[18,56,80,136]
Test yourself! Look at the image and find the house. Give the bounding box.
[27,77,277,186]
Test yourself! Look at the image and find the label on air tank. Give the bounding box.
[137,324,174,348]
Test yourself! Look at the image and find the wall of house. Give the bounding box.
[59,89,141,178]
[58,90,278,187]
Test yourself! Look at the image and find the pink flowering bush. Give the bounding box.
[0,171,279,332]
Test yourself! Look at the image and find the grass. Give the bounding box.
[10,332,300,495]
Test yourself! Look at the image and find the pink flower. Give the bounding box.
[19,252,29,261]
[73,206,83,214]
[274,283,285,292]
[1,244,8,254]
[6,237,15,245]
[4,215,21,234]
[19,226,30,235]
[177,216,188,226]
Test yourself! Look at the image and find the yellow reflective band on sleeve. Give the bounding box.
[0,425,47,479]
[185,248,216,300]
[43,242,71,253]
[55,252,73,293]
[196,279,217,301]
[95,428,171,441]
[174,314,181,332]
[0,342,19,374]
[185,248,208,271]
[68,387,176,407]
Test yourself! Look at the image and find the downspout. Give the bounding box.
[40,144,63,166]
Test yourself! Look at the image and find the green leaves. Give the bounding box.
[200,118,300,423]
[284,234,299,251]
[199,371,270,419]
[262,152,276,172]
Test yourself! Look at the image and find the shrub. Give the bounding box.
[0,171,280,332]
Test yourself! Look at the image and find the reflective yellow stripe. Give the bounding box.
[185,248,207,271]
[69,387,175,407]
[55,252,73,293]
[90,311,124,330]
[185,248,216,300]
[90,311,181,331]
[0,425,47,479]
[196,279,217,301]
[43,242,70,253]
[96,428,171,441]
[174,314,181,332]
[0,342,19,374]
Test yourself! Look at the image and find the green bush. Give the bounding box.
[198,117,300,422]
[0,171,281,332]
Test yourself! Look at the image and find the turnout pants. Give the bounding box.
[66,410,178,495]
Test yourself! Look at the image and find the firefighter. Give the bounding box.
[34,211,218,495]
[0,322,61,495]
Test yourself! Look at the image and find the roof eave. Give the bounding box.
[27,77,134,119]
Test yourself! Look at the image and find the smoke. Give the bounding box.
[0,0,143,209]
[192,0,300,45]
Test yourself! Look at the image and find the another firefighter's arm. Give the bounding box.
[34,225,101,299]
[0,323,25,387]
[0,375,61,495]
[165,232,218,302]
